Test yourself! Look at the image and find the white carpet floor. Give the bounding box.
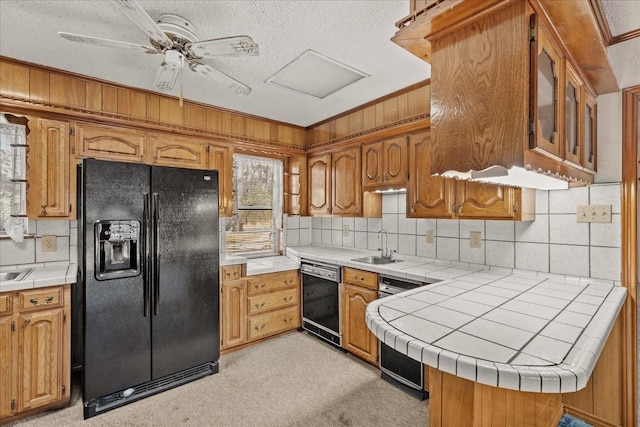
[8,331,430,426]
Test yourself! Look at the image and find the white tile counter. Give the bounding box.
[286,244,627,393]
[366,275,626,393]
[0,263,77,292]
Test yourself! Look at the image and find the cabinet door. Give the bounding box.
[563,62,583,167]
[382,136,408,187]
[148,134,208,169]
[208,144,232,216]
[0,315,13,418]
[332,146,361,216]
[220,280,246,350]
[531,19,563,160]
[77,123,146,163]
[308,153,331,215]
[457,182,528,219]
[407,131,454,218]
[342,284,378,365]
[362,141,382,189]
[583,91,597,172]
[17,309,63,412]
[28,119,73,218]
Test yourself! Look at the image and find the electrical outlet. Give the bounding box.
[425,229,435,244]
[342,225,349,237]
[576,204,612,223]
[41,235,57,252]
[470,231,482,248]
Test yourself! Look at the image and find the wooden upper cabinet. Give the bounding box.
[362,136,408,190]
[407,131,453,218]
[28,118,74,219]
[148,134,208,170]
[531,17,563,161]
[308,153,331,215]
[208,144,232,216]
[427,1,596,186]
[332,146,361,216]
[76,123,145,163]
[456,182,533,220]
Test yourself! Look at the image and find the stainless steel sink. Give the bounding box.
[0,268,33,282]
[350,256,402,265]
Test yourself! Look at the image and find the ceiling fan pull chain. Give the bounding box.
[179,53,184,108]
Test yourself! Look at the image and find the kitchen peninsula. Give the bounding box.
[287,244,627,426]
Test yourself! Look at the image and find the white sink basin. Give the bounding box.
[0,268,32,282]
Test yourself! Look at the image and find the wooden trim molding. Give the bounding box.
[590,0,640,46]
[621,85,639,427]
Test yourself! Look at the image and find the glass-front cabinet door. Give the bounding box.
[530,18,563,160]
[583,91,597,171]
[564,62,583,167]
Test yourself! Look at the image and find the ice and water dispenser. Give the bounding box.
[95,220,141,280]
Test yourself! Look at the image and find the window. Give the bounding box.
[225,154,283,257]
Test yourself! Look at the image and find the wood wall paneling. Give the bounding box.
[85,82,102,112]
[49,74,85,109]
[117,88,147,119]
[206,109,222,133]
[101,85,118,114]
[158,97,183,126]
[0,62,29,99]
[29,69,49,104]
[146,94,160,122]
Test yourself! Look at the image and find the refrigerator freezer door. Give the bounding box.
[150,166,219,378]
[82,159,152,402]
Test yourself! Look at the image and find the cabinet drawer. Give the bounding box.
[247,270,300,295]
[221,265,243,282]
[247,288,298,315]
[343,267,378,290]
[0,294,11,316]
[248,307,299,341]
[18,287,64,312]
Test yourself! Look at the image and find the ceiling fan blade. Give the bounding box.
[59,32,160,54]
[186,36,259,59]
[153,51,184,91]
[189,62,251,95]
[111,0,172,49]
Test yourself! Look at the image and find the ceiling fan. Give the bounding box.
[58,0,259,95]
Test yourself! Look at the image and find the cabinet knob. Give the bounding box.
[283,296,293,302]
[513,202,519,212]
[255,302,266,309]
[41,205,47,214]
[46,296,53,303]
[283,317,293,324]
[23,319,30,328]
[410,205,415,213]
[255,324,266,331]
[29,298,38,304]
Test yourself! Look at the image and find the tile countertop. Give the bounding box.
[287,245,627,394]
[0,263,77,292]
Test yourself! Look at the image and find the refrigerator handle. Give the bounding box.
[143,192,150,317]
[152,192,160,315]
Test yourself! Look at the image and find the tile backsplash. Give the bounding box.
[0,219,77,267]
[285,183,622,282]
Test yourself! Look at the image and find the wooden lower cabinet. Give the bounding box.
[341,267,378,365]
[220,269,300,352]
[0,285,70,424]
[220,279,247,351]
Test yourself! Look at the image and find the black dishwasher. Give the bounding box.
[378,275,433,400]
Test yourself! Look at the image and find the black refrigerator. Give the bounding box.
[78,158,219,419]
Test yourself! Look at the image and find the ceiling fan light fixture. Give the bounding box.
[154,50,183,91]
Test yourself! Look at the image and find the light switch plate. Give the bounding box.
[41,235,57,252]
[342,225,349,237]
[425,229,435,244]
[470,231,482,248]
[576,205,612,223]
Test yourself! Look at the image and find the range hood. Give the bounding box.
[398,0,613,191]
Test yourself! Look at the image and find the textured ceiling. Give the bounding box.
[1,1,639,128]
[0,0,430,127]
[601,0,640,37]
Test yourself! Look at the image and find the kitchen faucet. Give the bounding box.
[377,229,394,259]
